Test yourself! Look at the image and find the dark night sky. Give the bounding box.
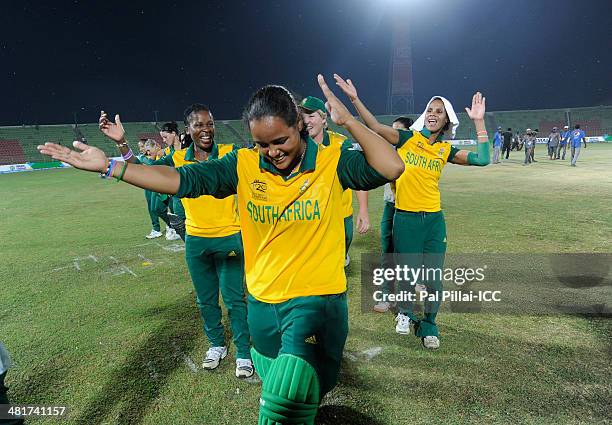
[2,0,611,125]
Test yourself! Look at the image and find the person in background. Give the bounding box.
[492,126,502,164]
[530,129,539,162]
[569,124,587,167]
[334,73,490,349]
[558,125,570,160]
[299,95,370,267]
[159,122,187,240]
[547,127,561,160]
[502,127,513,160]
[523,129,534,165]
[373,116,413,313]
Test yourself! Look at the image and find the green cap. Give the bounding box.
[299,96,327,114]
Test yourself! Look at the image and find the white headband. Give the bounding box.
[410,96,460,138]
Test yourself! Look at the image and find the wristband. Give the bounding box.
[122,148,133,161]
[116,161,128,182]
[100,158,117,179]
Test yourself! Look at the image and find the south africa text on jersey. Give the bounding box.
[246,200,321,224]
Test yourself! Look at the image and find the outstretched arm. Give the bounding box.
[450,92,490,166]
[334,74,401,145]
[318,74,404,180]
[38,141,180,193]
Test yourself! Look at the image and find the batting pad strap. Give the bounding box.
[258,354,320,425]
[251,347,274,382]
[467,141,491,166]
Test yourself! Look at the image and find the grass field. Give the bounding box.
[1,144,611,424]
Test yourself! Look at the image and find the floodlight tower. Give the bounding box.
[387,14,414,114]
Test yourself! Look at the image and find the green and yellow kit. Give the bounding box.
[176,137,389,406]
[151,143,250,359]
[393,129,459,338]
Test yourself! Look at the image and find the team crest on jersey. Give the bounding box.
[250,179,268,201]
[416,141,425,149]
[439,147,445,157]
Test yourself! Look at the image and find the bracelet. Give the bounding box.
[122,148,133,161]
[476,131,488,135]
[100,159,117,179]
[99,158,111,178]
[116,161,128,182]
[116,140,129,148]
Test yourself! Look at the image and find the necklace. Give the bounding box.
[289,144,307,175]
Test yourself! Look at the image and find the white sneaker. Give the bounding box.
[373,301,392,313]
[202,346,227,370]
[344,254,350,267]
[145,229,163,239]
[422,336,440,349]
[235,358,254,379]
[395,313,411,335]
[165,228,180,240]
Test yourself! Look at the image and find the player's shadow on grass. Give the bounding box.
[315,359,385,425]
[72,295,201,425]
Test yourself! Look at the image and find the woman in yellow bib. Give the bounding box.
[335,74,490,349]
[37,75,404,424]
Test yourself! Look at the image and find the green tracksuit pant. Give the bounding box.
[393,210,446,338]
[145,190,170,232]
[247,292,348,397]
[380,201,396,295]
[185,233,250,359]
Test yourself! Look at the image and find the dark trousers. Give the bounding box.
[502,143,511,159]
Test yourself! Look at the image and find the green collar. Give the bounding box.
[258,137,318,179]
[420,128,444,143]
[184,142,218,162]
[321,131,331,146]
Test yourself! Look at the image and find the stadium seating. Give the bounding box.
[2,106,610,164]
[0,140,26,165]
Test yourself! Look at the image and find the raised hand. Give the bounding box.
[333,74,358,102]
[37,141,108,173]
[99,110,126,143]
[317,74,354,127]
[465,92,486,121]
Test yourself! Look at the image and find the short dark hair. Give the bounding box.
[160,121,179,134]
[243,85,308,140]
[183,104,212,125]
[507,128,512,131]
[575,124,580,129]
[392,116,414,129]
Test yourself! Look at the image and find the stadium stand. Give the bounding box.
[2,106,610,164]
[0,140,26,165]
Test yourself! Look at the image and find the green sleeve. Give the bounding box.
[448,146,460,162]
[176,150,239,198]
[396,129,414,148]
[337,148,390,191]
[467,141,491,166]
[340,139,353,150]
[134,153,174,167]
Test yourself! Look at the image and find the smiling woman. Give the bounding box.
[334,74,490,349]
[37,74,404,423]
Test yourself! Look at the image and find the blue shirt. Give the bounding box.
[493,131,502,147]
[560,130,570,145]
[569,129,585,148]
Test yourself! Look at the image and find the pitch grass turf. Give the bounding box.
[1,145,610,424]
